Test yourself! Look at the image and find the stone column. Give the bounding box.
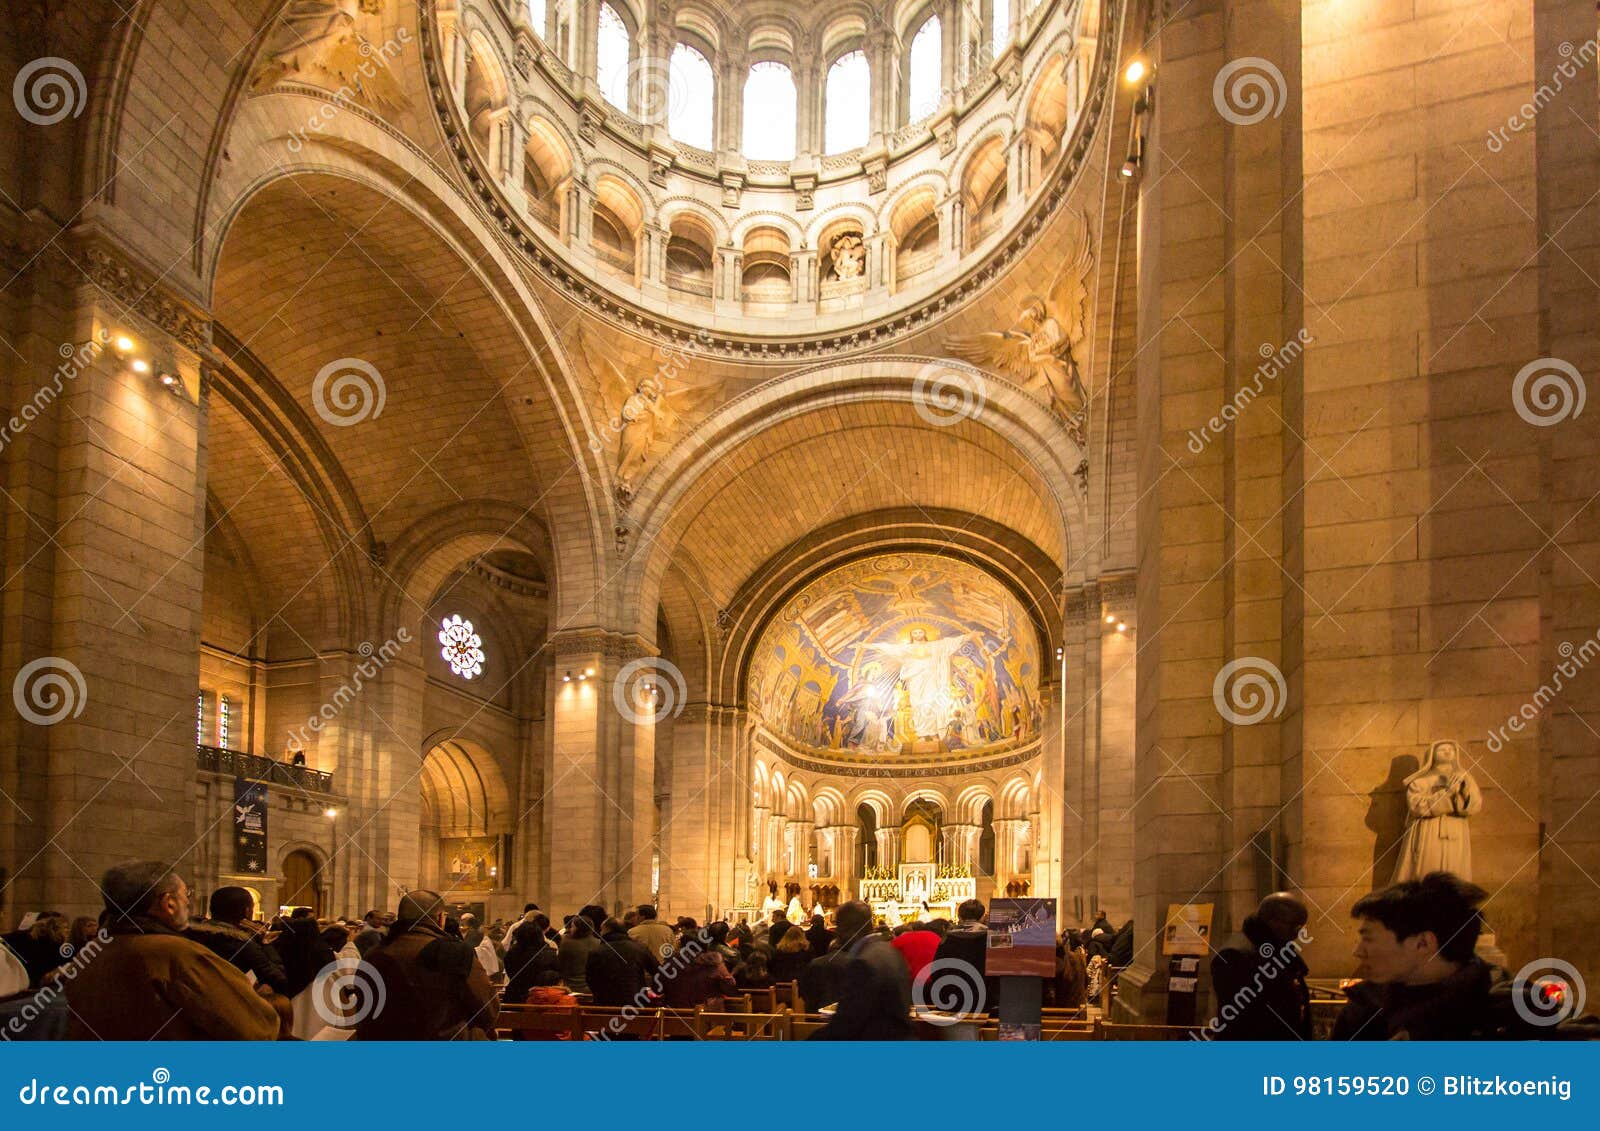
[793,50,819,157]
[0,246,208,914]
[540,630,655,914]
[940,822,977,866]
[874,826,898,871]
[833,825,860,900]
[866,31,894,140]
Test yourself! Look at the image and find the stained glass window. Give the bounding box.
[439,614,486,679]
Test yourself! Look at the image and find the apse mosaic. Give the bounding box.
[749,554,1042,757]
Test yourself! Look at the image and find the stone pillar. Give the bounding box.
[719,49,748,161]
[833,825,860,900]
[874,826,899,871]
[867,31,895,140]
[0,246,207,915]
[751,803,770,873]
[938,0,958,106]
[574,0,600,100]
[940,822,977,866]
[793,50,819,156]
[540,631,654,914]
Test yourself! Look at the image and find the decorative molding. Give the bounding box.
[76,241,211,353]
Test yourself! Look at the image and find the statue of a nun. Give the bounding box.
[1391,739,1483,883]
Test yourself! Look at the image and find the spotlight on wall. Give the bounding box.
[1104,613,1116,624]
[1121,152,1141,180]
[131,358,150,374]
[1116,622,1128,633]
[324,807,339,819]
[114,334,135,354]
[1123,57,1150,86]
[562,670,573,682]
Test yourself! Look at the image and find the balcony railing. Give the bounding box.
[196,745,334,794]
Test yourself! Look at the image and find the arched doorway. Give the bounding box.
[281,850,323,917]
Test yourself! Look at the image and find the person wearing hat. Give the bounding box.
[356,890,498,1040]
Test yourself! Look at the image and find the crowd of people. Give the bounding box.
[0,861,1590,1041]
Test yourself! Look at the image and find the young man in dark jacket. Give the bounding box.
[1333,872,1531,1040]
[586,918,660,1006]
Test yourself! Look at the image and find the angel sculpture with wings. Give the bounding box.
[947,214,1094,430]
[253,0,405,110]
[581,333,720,505]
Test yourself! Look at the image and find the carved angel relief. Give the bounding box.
[251,0,405,111]
[946,212,1095,447]
[577,330,722,509]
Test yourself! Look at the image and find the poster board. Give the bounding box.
[1162,902,1214,956]
[233,777,269,874]
[986,897,1056,977]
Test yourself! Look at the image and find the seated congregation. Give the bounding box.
[2,861,1590,1042]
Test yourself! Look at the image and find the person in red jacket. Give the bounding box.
[890,920,940,982]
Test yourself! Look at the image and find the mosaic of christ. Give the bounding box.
[749,554,1042,755]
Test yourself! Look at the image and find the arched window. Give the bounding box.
[992,0,1010,54]
[668,43,715,149]
[742,61,796,160]
[824,51,870,154]
[907,13,942,123]
[596,3,631,112]
[527,0,547,40]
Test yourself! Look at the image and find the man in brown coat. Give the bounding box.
[66,860,281,1040]
[357,889,498,1039]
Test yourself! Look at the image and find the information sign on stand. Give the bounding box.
[988,898,1057,1040]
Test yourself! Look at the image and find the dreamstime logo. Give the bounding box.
[1486,629,1600,751]
[312,357,386,427]
[12,657,87,726]
[624,54,691,129]
[1212,657,1286,725]
[911,957,986,1024]
[1185,329,1313,454]
[1486,39,1597,153]
[311,958,387,1027]
[1511,958,1585,1028]
[1212,57,1287,125]
[1511,357,1585,426]
[1197,926,1313,1040]
[13,57,87,125]
[912,362,986,426]
[285,628,409,752]
[612,656,687,724]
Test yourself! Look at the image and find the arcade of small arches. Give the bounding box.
[439,0,1098,334]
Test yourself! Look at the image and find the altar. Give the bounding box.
[860,863,976,925]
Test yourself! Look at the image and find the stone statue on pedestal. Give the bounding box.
[1392,739,1483,883]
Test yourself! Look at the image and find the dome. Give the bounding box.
[429,0,1107,351]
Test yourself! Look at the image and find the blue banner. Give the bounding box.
[1,1043,1592,1125]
